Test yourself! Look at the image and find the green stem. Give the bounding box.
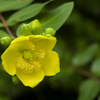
[0,12,15,38]
[71,65,100,84]
[62,62,100,84]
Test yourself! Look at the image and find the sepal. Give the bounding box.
[12,75,20,85]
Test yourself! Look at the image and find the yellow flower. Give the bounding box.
[1,35,60,88]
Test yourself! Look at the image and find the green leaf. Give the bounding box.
[0,22,3,27]
[0,30,10,38]
[72,43,99,67]
[7,1,51,26]
[0,0,33,12]
[16,23,23,37]
[78,79,100,100]
[90,57,100,77]
[38,2,74,32]
[0,0,6,3]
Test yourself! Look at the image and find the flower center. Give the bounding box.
[15,54,35,74]
[14,41,45,74]
[15,53,42,74]
[22,50,36,60]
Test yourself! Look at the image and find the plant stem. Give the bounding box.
[71,65,100,84]
[0,12,15,38]
[62,62,100,84]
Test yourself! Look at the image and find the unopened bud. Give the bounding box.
[28,19,42,35]
[44,34,51,37]
[31,27,41,35]
[45,28,56,36]
[21,24,31,35]
[0,37,12,46]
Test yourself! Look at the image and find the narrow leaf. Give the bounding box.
[91,57,100,77]
[78,79,100,100]
[0,30,10,38]
[38,2,74,32]
[7,1,51,26]
[0,0,33,12]
[72,43,99,67]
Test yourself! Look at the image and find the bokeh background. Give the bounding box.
[0,0,100,100]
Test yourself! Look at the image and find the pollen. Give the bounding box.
[14,54,41,74]
[35,49,45,58]
[29,60,41,72]
[25,40,35,51]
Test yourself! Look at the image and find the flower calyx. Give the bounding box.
[21,19,42,36]
[21,19,56,37]
[12,75,20,85]
[28,19,42,35]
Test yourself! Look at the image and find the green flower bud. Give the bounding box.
[23,50,36,60]
[31,27,41,35]
[44,34,51,38]
[0,36,13,46]
[28,19,42,35]
[21,24,31,36]
[12,75,20,85]
[45,28,56,36]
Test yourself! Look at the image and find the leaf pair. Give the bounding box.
[16,2,74,36]
[72,43,99,67]
[72,43,100,77]
[7,1,51,26]
[0,1,74,46]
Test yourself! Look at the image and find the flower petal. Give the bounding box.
[1,45,19,75]
[16,69,44,88]
[42,51,60,76]
[29,35,57,50]
[11,35,29,45]
[11,36,30,52]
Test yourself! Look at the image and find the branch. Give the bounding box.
[0,12,15,38]
[62,62,100,84]
[71,65,100,84]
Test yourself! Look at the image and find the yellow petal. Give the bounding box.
[1,36,29,75]
[11,35,29,45]
[29,35,57,50]
[1,45,19,75]
[11,36,30,52]
[16,69,44,88]
[42,51,60,76]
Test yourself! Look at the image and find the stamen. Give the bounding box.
[35,49,45,58]
[14,54,41,74]
[14,41,45,74]
[25,41,35,50]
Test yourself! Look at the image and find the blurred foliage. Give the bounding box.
[0,0,100,100]
[77,79,100,100]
